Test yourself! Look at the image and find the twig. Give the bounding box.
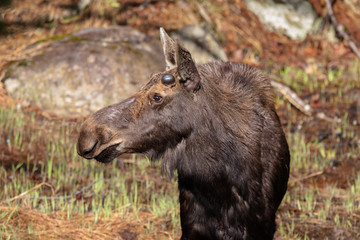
[315,112,341,123]
[139,0,152,8]
[4,182,54,203]
[11,195,72,200]
[195,2,213,26]
[270,80,312,116]
[2,178,110,202]
[289,170,324,184]
[325,0,360,60]
[74,178,110,196]
[115,203,132,211]
[271,80,342,123]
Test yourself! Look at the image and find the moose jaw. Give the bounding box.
[77,28,290,240]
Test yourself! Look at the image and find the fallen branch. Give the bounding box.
[271,80,341,123]
[325,0,360,60]
[289,170,324,185]
[270,80,312,116]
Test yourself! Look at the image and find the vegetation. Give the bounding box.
[0,106,180,239]
[1,0,359,239]
[0,60,359,239]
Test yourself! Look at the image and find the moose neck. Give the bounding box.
[162,70,262,185]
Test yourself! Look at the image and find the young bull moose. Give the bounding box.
[77,28,290,240]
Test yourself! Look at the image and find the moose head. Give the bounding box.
[77,28,203,170]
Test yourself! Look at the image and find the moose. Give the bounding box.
[77,28,290,240]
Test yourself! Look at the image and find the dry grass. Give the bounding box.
[0,205,176,240]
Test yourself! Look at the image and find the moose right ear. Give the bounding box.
[160,28,176,70]
[176,42,201,92]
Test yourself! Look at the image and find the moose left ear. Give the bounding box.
[160,28,176,70]
[176,42,201,92]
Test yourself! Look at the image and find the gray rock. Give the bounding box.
[244,0,317,40]
[2,26,228,117]
[2,26,165,116]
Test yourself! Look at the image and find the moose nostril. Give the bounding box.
[78,139,98,159]
[83,141,98,156]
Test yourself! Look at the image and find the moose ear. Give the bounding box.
[160,28,176,70]
[176,42,201,92]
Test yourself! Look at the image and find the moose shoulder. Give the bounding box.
[77,28,290,240]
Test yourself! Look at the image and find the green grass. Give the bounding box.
[0,105,180,239]
[0,60,360,239]
[275,60,360,239]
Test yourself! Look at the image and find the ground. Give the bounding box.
[0,0,359,239]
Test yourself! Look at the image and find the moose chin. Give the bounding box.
[77,28,290,240]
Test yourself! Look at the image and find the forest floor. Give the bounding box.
[0,0,359,239]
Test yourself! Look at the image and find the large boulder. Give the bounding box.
[244,0,317,40]
[2,26,165,116]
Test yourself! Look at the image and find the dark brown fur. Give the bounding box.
[77,29,290,240]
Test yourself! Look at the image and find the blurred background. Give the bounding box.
[0,0,359,239]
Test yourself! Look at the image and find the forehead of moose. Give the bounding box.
[142,69,178,91]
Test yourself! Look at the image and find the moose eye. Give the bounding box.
[161,74,175,85]
[152,94,163,103]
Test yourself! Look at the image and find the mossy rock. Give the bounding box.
[2,26,165,116]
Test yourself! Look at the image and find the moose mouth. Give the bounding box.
[94,144,122,163]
